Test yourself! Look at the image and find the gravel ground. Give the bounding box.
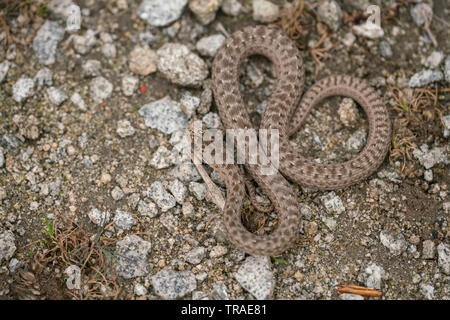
[0,0,449,300]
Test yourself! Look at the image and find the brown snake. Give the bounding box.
[190,25,391,256]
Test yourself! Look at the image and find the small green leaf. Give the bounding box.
[37,5,49,15]
[271,256,286,264]
[42,214,54,237]
[400,101,409,111]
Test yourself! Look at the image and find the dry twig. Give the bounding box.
[336,284,382,297]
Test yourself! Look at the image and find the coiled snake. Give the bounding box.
[189,26,391,256]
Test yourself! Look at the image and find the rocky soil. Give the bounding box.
[0,0,449,300]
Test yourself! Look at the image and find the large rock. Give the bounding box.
[0,230,16,263]
[412,144,448,169]
[121,75,139,97]
[422,240,435,259]
[0,61,11,83]
[13,77,35,102]
[152,268,197,299]
[437,243,450,275]
[88,208,111,227]
[445,55,450,83]
[116,120,136,138]
[189,0,222,25]
[72,29,96,54]
[46,87,68,106]
[410,3,433,26]
[196,34,225,57]
[157,43,208,87]
[317,0,342,32]
[32,21,65,65]
[179,91,200,118]
[138,0,188,27]
[139,96,187,134]
[424,51,444,69]
[408,69,443,88]
[90,76,113,103]
[34,68,53,87]
[0,148,4,168]
[167,178,187,203]
[185,246,206,265]
[380,230,407,256]
[138,199,159,218]
[169,162,201,182]
[252,0,279,23]
[419,283,434,300]
[320,191,345,215]
[113,210,137,230]
[234,256,274,300]
[48,0,75,18]
[114,235,152,279]
[129,46,158,76]
[357,263,386,289]
[147,181,177,212]
[352,22,384,39]
[221,0,242,16]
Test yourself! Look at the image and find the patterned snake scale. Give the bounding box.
[201,25,391,256]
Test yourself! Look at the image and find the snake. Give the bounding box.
[190,25,391,256]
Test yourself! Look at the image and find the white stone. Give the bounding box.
[234,256,274,300]
[252,0,279,23]
[13,77,35,102]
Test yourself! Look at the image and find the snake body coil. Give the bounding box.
[206,26,391,256]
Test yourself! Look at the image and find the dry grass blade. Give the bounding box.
[272,0,318,50]
[273,0,337,78]
[308,31,337,78]
[275,0,306,42]
[36,213,123,299]
[386,84,446,174]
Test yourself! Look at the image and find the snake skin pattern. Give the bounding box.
[204,25,391,256]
